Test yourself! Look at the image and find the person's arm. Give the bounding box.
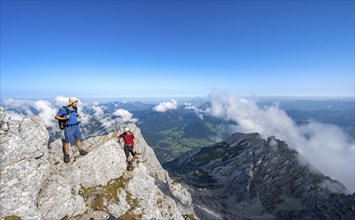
[112,134,122,141]
[118,136,122,144]
[55,115,69,120]
[55,108,69,120]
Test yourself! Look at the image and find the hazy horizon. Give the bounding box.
[1,94,354,100]
[1,93,354,191]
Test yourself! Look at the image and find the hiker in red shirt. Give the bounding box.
[114,127,137,163]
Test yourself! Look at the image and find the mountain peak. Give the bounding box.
[0,109,196,219]
[166,132,354,219]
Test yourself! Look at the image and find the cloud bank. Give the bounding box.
[153,99,177,112]
[2,98,58,127]
[209,91,355,192]
[184,102,210,119]
[1,97,138,136]
[34,100,58,128]
[113,108,138,124]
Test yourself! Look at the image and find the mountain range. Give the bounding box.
[2,98,354,166]
[165,132,355,219]
[1,108,354,219]
[97,100,355,163]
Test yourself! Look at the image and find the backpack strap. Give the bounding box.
[63,106,78,115]
[63,106,69,116]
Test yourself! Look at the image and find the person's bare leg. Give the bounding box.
[76,139,87,155]
[63,142,69,155]
[75,139,82,150]
[63,142,70,163]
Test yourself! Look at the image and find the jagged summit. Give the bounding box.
[165,132,355,220]
[0,109,196,220]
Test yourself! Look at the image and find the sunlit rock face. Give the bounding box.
[0,109,196,220]
[1,108,51,220]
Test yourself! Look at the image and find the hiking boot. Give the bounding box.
[79,149,87,155]
[64,154,70,163]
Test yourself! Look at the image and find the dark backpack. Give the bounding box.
[58,106,78,130]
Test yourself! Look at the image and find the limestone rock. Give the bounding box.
[0,109,50,219]
[166,172,192,206]
[125,163,185,220]
[1,110,196,219]
[37,171,86,219]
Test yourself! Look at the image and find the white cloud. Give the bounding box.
[92,105,105,119]
[184,102,210,119]
[209,91,355,192]
[91,104,115,130]
[113,108,138,124]
[54,96,69,107]
[34,100,57,128]
[2,99,57,128]
[2,98,29,107]
[153,99,178,112]
[1,97,90,131]
[2,99,35,116]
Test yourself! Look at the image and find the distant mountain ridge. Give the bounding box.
[165,132,355,219]
[1,105,354,220]
[2,99,354,164]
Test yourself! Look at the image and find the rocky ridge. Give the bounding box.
[165,132,355,220]
[0,108,196,220]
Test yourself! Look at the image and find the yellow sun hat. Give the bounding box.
[68,97,79,106]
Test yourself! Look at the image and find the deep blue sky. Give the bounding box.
[1,0,354,98]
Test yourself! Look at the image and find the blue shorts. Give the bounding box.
[64,125,82,143]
